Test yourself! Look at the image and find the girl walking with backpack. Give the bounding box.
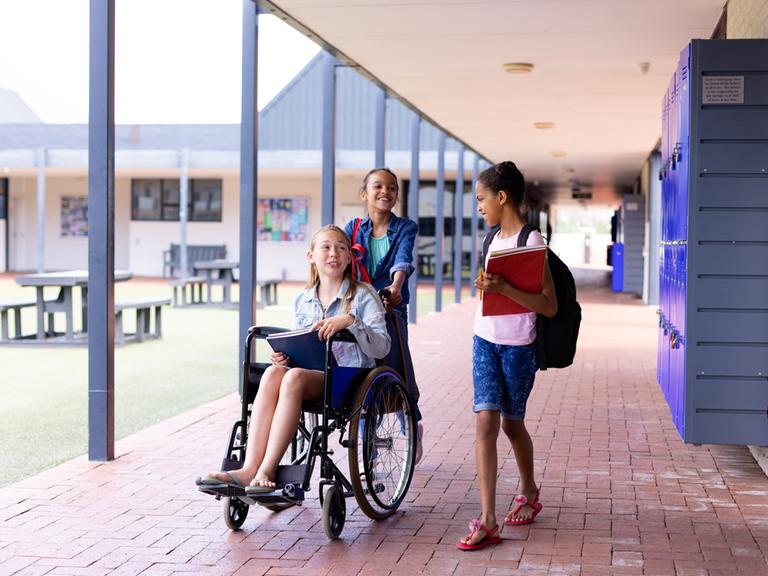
[343,168,424,463]
[457,161,558,551]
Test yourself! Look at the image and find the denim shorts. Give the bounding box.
[472,335,538,420]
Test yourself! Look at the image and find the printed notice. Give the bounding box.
[702,76,744,104]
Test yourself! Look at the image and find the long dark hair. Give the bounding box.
[477,161,526,205]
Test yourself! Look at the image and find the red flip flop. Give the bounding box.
[504,492,542,526]
[456,518,503,551]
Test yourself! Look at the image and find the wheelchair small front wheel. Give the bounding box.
[322,485,346,539]
[223,496,249,530]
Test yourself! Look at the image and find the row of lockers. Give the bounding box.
[656,39,768,446]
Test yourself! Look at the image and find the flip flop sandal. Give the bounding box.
[456,518,502,551]
[245,481,277,495]
[504,493,543,526]
[196,471,243,488]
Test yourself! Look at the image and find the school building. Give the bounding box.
[2,1,767,456]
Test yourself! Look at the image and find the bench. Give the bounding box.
[115,298,171,345]
[0,300,37,340]
[163,244,227,278]
[168,275,206,306]
[257,279,280,309]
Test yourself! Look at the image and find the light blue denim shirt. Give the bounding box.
[292,278,390,367]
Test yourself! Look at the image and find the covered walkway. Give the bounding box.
[1,273,767,575]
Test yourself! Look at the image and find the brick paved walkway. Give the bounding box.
[1,273,767,575]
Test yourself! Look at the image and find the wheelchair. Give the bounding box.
[197,310,418,540]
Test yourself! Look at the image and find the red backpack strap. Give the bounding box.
[351,218,372,284]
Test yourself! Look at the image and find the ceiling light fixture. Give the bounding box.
[534,122,555,129]
[503,62,534,74]
[550,150,567,158]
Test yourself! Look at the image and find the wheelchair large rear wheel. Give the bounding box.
[348,367,417,520]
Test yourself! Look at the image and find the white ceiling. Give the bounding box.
[263,0,724,205]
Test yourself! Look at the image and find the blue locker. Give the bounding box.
[611,244,624,292]
[657,39,768,445]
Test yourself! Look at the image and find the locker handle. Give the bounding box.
[672,143,682,165]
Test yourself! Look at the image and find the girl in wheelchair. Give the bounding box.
[197,225,390,494]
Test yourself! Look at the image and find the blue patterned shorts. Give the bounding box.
[472,335,538,420]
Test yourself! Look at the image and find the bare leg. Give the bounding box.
[206,365,288,485]
[501,418,539,522]
[460,410,500,546]
[252,368,324,486]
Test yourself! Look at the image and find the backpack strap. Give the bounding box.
[350,218,372,284]
[481,225,500,268]
[483,223,542,263]
[516,223,540,248]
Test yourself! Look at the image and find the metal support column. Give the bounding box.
[469,153,480,297]
[453,146,464,303]
[87,0,116,461]
[179,148,190,282]
[407,114,420,324]
[434,133,446,312]
[36,148,46,273]
[321,51,337,226]
[374,87,386,168]
[238,0,259,375]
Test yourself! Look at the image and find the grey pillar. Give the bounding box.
[407,114,420,324]
[469,153,480,297]
[238,0,259,375]
[453,146,464,303]
[434,133,446,312]
[88,0,115,461]
[179,148,190,282]
[374,87,386,168]
[321,52,337,226]
[36,148,45,273]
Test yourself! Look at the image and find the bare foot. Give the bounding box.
[505,488,540,524]
[249,477,276,489]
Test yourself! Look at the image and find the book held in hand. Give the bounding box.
[266,327,327,371]
[482,244,547,316]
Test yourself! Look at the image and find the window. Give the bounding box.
[190,180,223,222]
[131,179,222,221]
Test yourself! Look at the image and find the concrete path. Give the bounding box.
[1,273,767,575]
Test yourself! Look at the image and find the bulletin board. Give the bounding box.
[257,198,309,242]
[61,196,89,237]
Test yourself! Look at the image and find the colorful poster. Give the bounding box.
[257,198,309,242]
[61,196,88,237]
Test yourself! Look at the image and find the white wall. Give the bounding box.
[9,177,36,271]
[43,177,89,270]
[5,170,409,279]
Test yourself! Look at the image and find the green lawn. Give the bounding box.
[0,275,470,487]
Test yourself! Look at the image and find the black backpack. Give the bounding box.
[482,224,581,370]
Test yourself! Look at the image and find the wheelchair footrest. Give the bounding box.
[246,484,305,510]
[197,483,245,498]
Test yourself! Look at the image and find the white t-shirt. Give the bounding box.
[474,228,546,346]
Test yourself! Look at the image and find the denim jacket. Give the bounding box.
[344,215,418,317]
[292,278,390,368]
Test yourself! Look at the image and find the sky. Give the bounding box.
[0,0,320,124]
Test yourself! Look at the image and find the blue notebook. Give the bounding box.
[266,328,329,371]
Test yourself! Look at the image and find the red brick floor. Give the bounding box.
[2,275,767,575]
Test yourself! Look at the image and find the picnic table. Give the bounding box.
[15,270,132,341]
[193,259,239,306]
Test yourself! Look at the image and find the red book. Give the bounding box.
[481,244,547,316]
